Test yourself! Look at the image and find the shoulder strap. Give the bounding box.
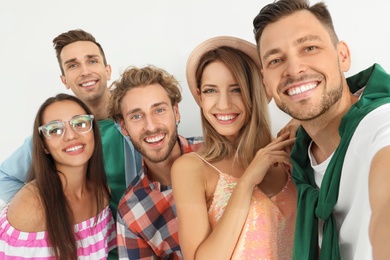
[193,153,224,174]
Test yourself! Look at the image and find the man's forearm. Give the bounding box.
[0,136,33,210]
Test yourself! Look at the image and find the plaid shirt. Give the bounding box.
[117,136,203,260]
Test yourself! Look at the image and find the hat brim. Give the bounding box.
[186,36,270,106]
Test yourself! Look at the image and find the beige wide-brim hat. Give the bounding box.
[186,36,269,106]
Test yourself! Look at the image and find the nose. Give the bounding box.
[216,91,232,110]
[143,115,158,132]
[63,122,78,141]
[283,55,306,78]
[80,63,92,76]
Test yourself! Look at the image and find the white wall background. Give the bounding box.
[1,0,389,162]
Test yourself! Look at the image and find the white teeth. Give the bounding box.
[81,81,96,87]
[145,134,164,143]
[287,83,317,96]
[216,114,236,121]
[65,145,83,152]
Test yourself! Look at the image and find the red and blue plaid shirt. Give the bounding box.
[117,136,202,259]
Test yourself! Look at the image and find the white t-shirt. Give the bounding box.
[308,103,390,260]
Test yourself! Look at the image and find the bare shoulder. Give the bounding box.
[7,181,46,232]
[172,152,207,184]
[172,153,205,175]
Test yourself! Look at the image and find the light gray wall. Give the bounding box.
[1,0,389,162]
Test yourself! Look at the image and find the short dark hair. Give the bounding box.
[253,0,338,46]
[52,29,107,75]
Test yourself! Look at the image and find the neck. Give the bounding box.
[85,89,111,120]
[144,141,181,186]
[57,164,89,199]
[301,91,359,164]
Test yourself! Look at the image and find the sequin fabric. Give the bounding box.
[208,166,296,259]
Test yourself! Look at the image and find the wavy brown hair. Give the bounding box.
[53,29,108,75]
[195,46,272,168]
[27,93,110,260]
[108,65,182,122]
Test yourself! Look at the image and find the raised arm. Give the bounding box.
[369,145,390,259]
[0,136,32,210]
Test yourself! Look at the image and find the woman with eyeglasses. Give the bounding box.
[0,94,115,259]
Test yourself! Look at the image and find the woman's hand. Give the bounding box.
[241,132,295,187]
[277,118,300,154]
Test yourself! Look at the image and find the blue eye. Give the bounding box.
[131,114,142,120]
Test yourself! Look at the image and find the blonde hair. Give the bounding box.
[196,46,272,168]
[109,65,182,122]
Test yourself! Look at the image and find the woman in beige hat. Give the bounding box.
[171,36,297,259]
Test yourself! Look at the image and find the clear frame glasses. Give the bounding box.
[38,115,94,140]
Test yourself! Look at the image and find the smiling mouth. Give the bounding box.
[80,80,97,87]
[214,114,238,121]
[286,82,318,96]
[65,145,84,152]
[145,133,165,144]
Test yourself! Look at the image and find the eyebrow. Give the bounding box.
[262,34,322,61]
[63,54,100,65]
[262,48,281,63]
[295,34,321,45]
[125,101,170,116]
[201,83,239,88]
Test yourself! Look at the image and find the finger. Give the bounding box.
[266,137,296,151]
[270,131,291,145]
[277,128,287,138]
[289,129,297,139]
[255,150,293,167]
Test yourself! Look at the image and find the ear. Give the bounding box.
[196,88,203,104]
[337,41,351,73]
[173,103,181,125]
[60,75,70,90]
[105,64,112,81]
[261,69,272,102]
[44,148,50,154]
[119,119,129,136]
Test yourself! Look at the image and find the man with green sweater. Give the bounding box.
[0,29,142,259]
[254,0,390,259]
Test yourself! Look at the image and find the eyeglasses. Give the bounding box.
[38,115,94,139]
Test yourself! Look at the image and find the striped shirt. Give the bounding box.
[117,136,203,260]
[0,204,116,259]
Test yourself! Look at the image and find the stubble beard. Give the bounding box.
[279,74,343,122]
[132,126,179,164]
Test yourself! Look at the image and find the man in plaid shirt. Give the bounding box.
[109,65,203,259]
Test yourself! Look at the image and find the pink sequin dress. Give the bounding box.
[198,154,297,260]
